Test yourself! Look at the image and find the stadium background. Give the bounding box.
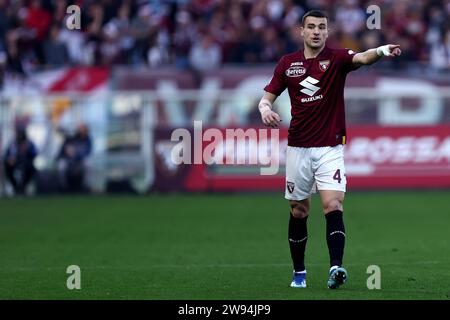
[0,0,449,300]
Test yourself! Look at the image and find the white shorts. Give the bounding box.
[285,145,346,201]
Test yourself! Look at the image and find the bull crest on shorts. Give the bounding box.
[287,181,295,193]
[319,60,330,72]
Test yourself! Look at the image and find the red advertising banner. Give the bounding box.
[153,126,450,192]
[346,126,450,189]
[153,126,286,192]
[184,126,286,191]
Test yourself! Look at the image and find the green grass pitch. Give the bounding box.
[0,191,449,300]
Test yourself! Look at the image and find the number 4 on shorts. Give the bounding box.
[333,169,342,183]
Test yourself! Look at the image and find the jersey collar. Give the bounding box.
[301,45,330,60]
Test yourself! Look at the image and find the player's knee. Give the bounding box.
[290,202,309,219]
[323,198,343,213]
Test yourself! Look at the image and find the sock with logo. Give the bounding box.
[288,213,308,272]
[325,210,346,267]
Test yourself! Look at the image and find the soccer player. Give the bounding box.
[258,10,401,289]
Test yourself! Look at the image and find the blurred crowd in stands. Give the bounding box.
[0,0,449,77]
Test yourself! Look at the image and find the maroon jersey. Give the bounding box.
[264,45,358,147]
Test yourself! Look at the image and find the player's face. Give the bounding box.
[301,17,328,49]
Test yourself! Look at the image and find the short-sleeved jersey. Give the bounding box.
[264,45,358,148]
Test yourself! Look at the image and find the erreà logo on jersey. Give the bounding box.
[285,66,306,77]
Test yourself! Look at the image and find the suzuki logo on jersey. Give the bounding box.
[300,76,320,96]
[299,76,323,103]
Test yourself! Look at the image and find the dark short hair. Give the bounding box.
[301,10,328,26]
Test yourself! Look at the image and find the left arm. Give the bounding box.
[352,44,401,67]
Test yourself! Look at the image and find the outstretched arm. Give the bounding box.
[258,91,282,128]
[352,44,401,67]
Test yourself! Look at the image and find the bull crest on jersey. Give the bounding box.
[287,181,295,193]
[319,60,330,72]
